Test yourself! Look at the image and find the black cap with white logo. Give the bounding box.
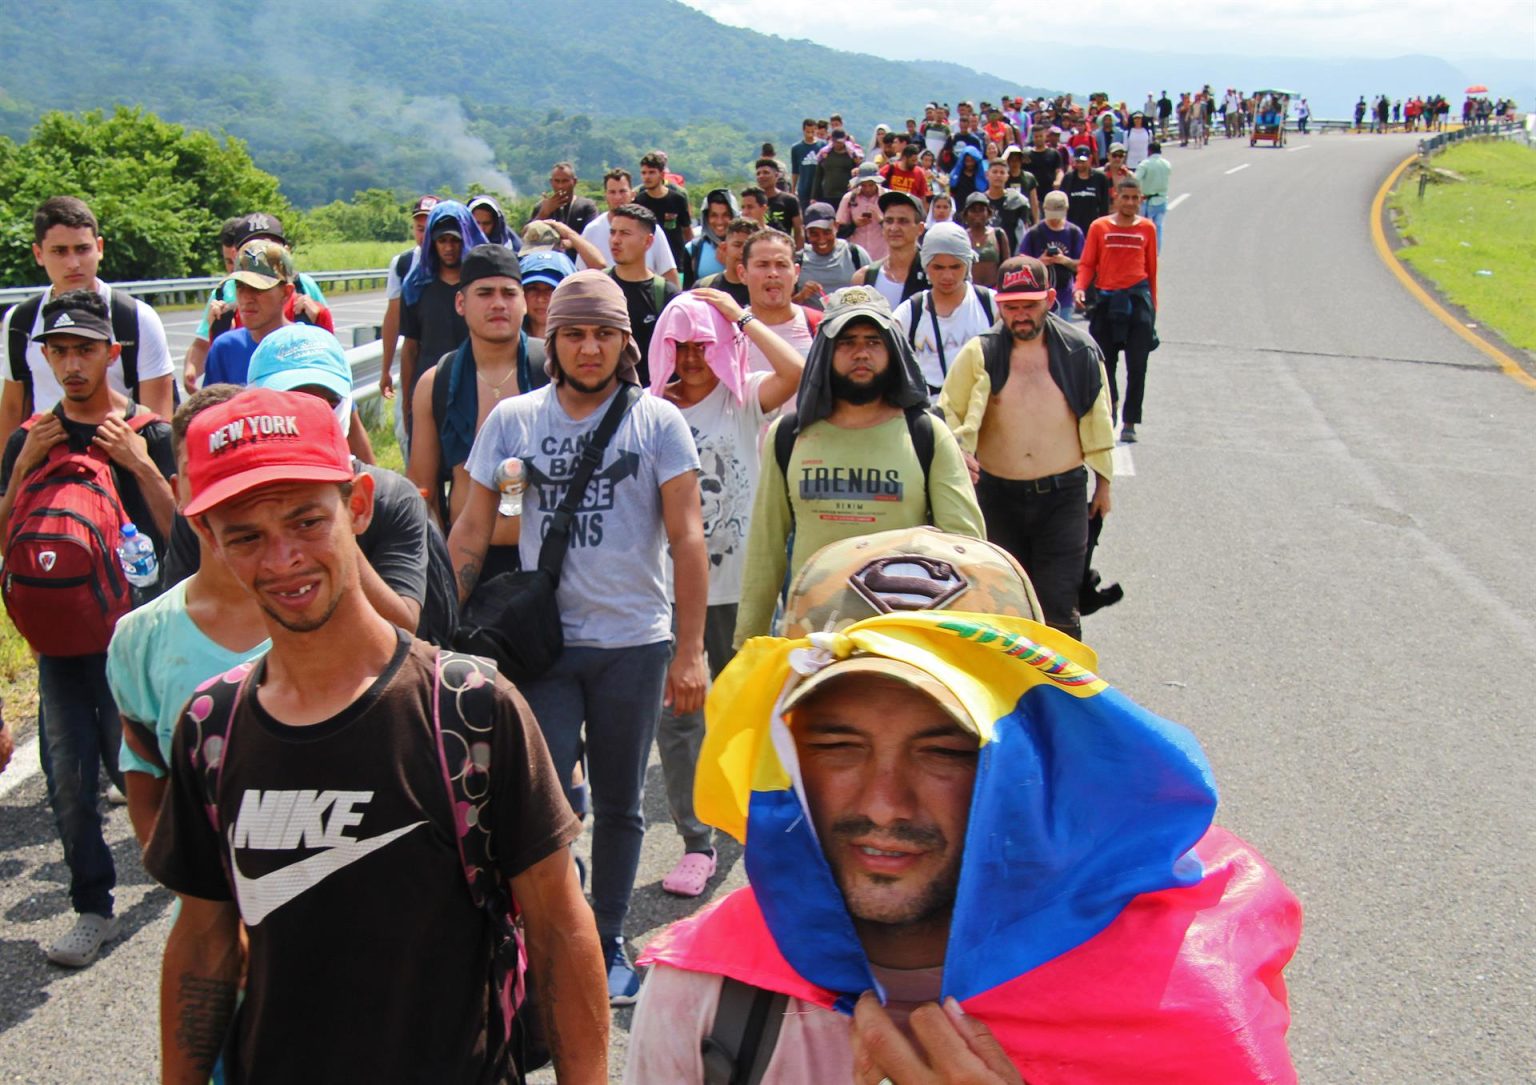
[32,306,112,343]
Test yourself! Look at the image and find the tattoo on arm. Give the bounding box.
[174,972,236,1070]
[456,556,482,601]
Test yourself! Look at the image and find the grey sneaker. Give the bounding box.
[46,913,119,968]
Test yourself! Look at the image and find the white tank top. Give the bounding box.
[873,265,906,309]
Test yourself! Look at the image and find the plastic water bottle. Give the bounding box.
[116,523,159,589]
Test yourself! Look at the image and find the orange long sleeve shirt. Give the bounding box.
[1075,215,1159,308]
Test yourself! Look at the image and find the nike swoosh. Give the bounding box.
[229,822,426,926]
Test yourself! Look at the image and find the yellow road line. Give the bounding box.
[1370,153,1536,391]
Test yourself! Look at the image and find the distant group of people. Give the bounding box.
[1351,93,1517,133]
[0,86,1306,1085]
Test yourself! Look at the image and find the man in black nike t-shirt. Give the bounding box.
[144,387,608,1083]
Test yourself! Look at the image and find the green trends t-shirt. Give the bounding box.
[734,412,984,646]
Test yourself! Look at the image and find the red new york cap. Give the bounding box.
[183,388,353,516]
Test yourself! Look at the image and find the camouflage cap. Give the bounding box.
[819,284,896,339]
[521,221,563,253]
[225,239,296,290]
[778,527,1045,734]
[778,525,1043,641]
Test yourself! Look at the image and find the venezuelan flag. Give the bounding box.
[672,610,1300,1082]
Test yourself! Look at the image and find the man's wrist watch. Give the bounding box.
[735,313,756,330]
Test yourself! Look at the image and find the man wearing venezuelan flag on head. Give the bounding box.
[627,526,1301,1084]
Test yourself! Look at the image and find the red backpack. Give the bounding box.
[2,407,158,657]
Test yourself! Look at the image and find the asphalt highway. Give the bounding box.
[1,129,1531,1083]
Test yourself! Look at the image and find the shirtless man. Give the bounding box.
[407,245,527,581]
[940,256,1114,640]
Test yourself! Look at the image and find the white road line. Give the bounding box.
[0,735,41,799]
[1225,163,1251,175]
[1112,445,1136,477]
[1167,194,1190,212]
[1284,145,1311,152]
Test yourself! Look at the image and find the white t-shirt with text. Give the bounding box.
[464,383,700,648]
[670,372,768,605]
[894,286,995,390]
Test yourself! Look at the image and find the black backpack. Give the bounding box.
[6,290,141,413]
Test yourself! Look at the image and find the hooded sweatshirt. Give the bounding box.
[733,319,983,644]
[401,201,490,307]
[684,189,739,285]
[466,195,522,252]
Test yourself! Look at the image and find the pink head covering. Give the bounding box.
[646,292,752,405]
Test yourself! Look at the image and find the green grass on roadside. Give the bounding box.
[293,239,404,273]
[362,396,405,475]
[1391,140,1536,353]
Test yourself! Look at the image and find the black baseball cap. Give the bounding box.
[412,195,440,217]
[458,244,521,291]
[33,304,112,343]
[803,202,837,228]
[878,190,924,219]
[233,213,286,248]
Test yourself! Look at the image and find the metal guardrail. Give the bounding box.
[0,267,390,309]
[350,338,390,404]
[1418,120,1528,157]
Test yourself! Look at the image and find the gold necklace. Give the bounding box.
[477,366,517,397]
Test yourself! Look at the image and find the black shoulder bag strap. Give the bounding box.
[7,295,43,413]
[926,289,948,378]
[904,405,936,523]
[109,289,141,398]
[701,977,790,1085]
[536,384,639,582]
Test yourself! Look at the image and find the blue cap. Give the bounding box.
[247,325,352,402]
[519,250,576,289]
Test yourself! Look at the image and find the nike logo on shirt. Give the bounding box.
[229,821,426,926]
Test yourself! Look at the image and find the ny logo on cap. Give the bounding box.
[849,556,969,614]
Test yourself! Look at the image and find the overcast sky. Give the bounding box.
[678,0,1536,63]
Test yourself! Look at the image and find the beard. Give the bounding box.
[830,362,894,405]
[562,367,618,395]
[825,814,960,928]
[1009,317,1045,342]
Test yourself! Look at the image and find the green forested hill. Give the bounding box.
[0,0,1054,205]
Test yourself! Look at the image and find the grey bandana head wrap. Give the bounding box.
[543,269,641,384]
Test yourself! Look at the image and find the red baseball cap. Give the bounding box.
[994,257,1054,301]
[183,388,354,516]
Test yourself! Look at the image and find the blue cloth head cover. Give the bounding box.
[466,195,521,252]
[403,201,489,306]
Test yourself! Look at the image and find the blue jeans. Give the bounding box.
[36,653,124,917]
[517,640,670,942]
[1142,198,1167,252]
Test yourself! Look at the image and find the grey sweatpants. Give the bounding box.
[656,603,737,853]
